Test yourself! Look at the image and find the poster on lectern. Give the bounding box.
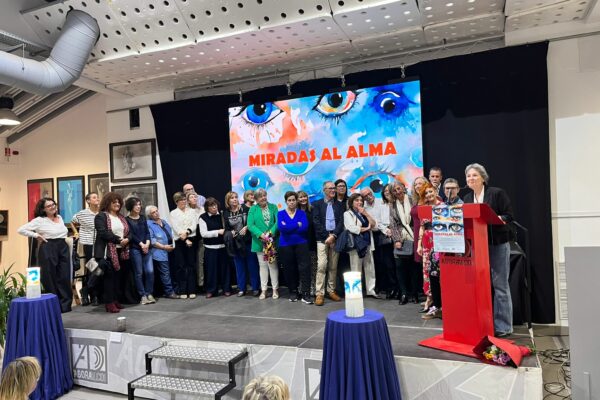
[228,80,423,206]
[432,204,465,253]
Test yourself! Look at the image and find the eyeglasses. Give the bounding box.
[336,184,346,188]
[44,203,56,209]
[325,187,336,190]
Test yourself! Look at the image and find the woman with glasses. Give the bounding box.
[18,198,72,312]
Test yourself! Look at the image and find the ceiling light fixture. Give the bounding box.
[0,98,21,126]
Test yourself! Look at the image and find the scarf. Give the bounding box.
[105,212,130,271]
[393,196,413,240]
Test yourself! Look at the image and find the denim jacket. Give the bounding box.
[148,219,173,261]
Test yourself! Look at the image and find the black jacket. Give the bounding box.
[93,212,128,259]
[463,186,514,245]
[312,198,344,242]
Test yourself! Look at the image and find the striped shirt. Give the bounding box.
[71,208,98,245]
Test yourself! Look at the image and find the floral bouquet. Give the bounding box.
[473,336,534,368]
[261,232,277,264]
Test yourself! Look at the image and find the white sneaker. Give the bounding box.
[189,294,197,299]
[140,296,150,305]
[272,289,279,299]
[147,294,156,303]
[259,291,266,300]
[179,294,188,299]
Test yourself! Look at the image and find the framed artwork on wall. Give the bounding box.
[27,178,54,221]
[0,210,8,237]
[109,139,157,183]
[57,176,85,224]
[111,183,158,216]
[88,173,109,202]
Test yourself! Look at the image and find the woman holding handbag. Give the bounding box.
[94,192,130,313]
[388,182,419,306]
[343,193,379,298]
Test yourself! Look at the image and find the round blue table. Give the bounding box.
[320,309,401,400]
[3,294,73,400]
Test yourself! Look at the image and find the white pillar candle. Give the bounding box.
[343,271,364,318]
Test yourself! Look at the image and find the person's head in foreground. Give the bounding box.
[242,375,290,400]
[0,356,42,400]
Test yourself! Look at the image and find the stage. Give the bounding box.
[62,290,542,399]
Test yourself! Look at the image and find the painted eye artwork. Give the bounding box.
[449,223,463,233]
[433,224,448,232]
[239,102,283,126]
[229,81,423,206]
[239,169,273,191]
[313,91,358,122]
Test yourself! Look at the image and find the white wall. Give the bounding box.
[548,35,600,324]
[0,95,108,273]
[0,95,168,274]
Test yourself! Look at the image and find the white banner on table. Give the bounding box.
[432,204,465,253]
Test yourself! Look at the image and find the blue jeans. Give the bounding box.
[130,248,154,297]
[489,242,512,334]
[233,242,260,292]
[154,260,175,296]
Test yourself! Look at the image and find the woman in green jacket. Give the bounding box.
[247,188,280,300]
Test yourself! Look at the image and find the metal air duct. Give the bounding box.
[0,10,99,95]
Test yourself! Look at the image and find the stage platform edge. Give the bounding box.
[66,328,542,400]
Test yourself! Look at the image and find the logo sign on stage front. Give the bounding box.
[71,338,108,384]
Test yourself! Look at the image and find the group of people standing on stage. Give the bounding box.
[17,163,515,337]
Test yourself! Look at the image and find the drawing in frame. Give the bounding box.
[109,139,157,183]
[57,176,85,225]
[27,178,54,221]
[88,173,109,202]
[111,183,158,217]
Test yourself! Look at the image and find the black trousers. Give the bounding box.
[279,243,311,295]
[394,256,420,299]
[430,273,442,309]
[103,255,123,304]
[38,239,72,313]
[174,239,198,295]
[376,242,396,292]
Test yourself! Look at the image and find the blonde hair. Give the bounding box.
[297,190,311,212]
[411,176,429,205]
[242,375,290,400]
[224,191,239,210]
[0,357,41,400]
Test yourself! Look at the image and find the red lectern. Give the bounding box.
[417,203,505,357]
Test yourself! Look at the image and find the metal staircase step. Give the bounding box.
[148,345,246,365]
[130,374,229,397]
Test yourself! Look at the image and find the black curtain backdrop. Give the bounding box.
[151,42,554,323]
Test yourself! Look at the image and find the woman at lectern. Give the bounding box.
[17,198,72,313]
[463,163,514,338]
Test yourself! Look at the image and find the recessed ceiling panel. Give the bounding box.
[353,27,426,55]
[505,0,565,15]
[259,15,347,52]
[424,13,504,44]
[418,0,505,25]
[506,0,591,31]
[334,0,421,39]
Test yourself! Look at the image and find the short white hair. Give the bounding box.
[145,205,158,218]
[465,163,489,183]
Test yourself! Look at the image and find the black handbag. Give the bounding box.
[335,230,355,253]
[393,239,414,257]
[375,231,393,246]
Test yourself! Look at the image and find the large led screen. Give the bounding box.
[229,80,423,207]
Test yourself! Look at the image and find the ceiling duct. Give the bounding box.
[0,10,99,95]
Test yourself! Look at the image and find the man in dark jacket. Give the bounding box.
[312,181,345,306]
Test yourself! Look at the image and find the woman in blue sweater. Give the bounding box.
[277,191,312,304]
